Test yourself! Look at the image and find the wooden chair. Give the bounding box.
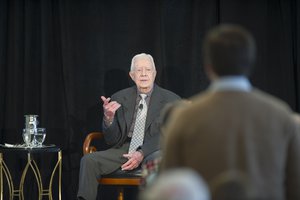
[83,132,142,200]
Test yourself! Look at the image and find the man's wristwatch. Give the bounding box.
[104,117,113,126]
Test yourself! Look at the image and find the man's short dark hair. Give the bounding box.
[203,24,256,76]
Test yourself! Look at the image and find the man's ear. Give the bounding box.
[205,64,217,80]
[129,71,134,81]
[153,70,157,78]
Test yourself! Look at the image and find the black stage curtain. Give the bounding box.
[0,0,299,199]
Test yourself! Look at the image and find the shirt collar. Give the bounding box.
[209,76,252,92]
[137,87,153,99]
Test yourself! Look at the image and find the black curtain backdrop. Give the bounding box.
[0,0,299,199]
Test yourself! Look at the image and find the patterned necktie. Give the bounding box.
[128,94,148,153]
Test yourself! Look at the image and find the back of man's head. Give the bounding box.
[203,24,256,77]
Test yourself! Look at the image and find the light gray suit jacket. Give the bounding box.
[103,84,180,157]
[162,89,300,200]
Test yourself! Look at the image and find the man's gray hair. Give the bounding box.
[130,53,156,71]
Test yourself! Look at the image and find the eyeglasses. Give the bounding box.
[134,68,154,75]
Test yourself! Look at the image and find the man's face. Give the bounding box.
[129,57,156,93]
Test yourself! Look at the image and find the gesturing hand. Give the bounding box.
[101,96,121,123]
[121,151,144,171]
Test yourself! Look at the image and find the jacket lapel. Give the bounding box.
[123,87,137,131]
[145,85,164,130]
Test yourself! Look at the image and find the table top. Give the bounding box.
[0,144,60,153]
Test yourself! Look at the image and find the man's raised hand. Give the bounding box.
[101,96,121,124]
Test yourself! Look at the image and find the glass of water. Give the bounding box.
[23,128,34,147]
[33,128,46,147]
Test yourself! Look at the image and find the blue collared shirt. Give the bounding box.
[209,76,252,92]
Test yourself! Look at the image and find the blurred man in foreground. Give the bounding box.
[161,24,300,200]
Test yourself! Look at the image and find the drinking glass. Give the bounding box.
[23,128,34,147]
[33,128,46,147]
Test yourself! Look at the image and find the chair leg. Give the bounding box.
[117,188,124,200]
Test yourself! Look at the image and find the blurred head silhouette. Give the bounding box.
[140,168,210,200]
[203,24,256,80]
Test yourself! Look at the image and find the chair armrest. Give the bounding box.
[83,132,104,155]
